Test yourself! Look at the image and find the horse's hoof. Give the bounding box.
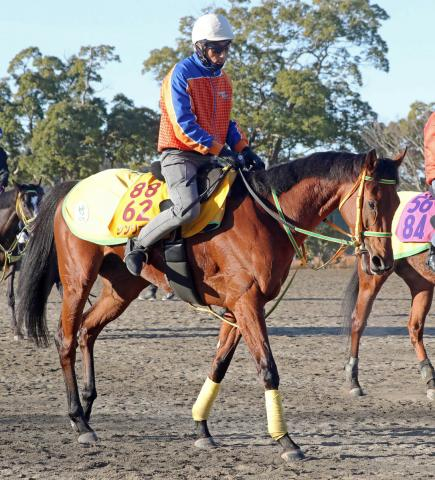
[349,387,364,397]
[78,431,98,444]
[281,448,305,462]
[427,389,435,401]
[13,334,24,341]
[194,437,218,449]
[70,420,79,432]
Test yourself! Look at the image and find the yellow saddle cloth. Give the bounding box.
[62,168,237,245]
[392,191,430,260]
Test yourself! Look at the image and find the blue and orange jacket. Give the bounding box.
[157,53,248,155]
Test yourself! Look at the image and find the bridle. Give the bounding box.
[16,189,39,227]
[0,189,41,280]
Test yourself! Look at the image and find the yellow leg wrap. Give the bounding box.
[265,389,288,441]
[192,377,221,421]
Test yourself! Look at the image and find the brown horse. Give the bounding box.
[18,150,402,462]
[0,182,44,338]
[342,248,435,400]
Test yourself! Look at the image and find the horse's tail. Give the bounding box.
[340,262,359,342]
[18,181,77,347]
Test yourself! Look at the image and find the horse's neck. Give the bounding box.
[0,192,19,240]
[278,178,344,230]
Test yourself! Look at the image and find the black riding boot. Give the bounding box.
[427,245,435,273]
[124,239,148,276]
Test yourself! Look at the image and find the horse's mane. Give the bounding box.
[248,151,399,196]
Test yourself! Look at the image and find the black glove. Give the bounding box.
[241,147,265,170]
[218,146,245,169]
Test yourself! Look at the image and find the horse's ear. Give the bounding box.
[364,148,379,174]
[12,180,19,190]
[393,146,407,165]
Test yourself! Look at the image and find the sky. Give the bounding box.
[0,0,434,123]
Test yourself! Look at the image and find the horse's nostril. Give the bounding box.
[371,255,384,270]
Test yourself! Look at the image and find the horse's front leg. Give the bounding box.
[7,263,22,340]
[345,262,389,396]
[233,287,303,463]
[192,318,241,448]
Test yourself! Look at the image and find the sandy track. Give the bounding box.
[0,269,434,479]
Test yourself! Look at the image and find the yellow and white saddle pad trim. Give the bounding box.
[392,191,430,260]
[62,168,237,246]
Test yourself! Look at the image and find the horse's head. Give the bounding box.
[14,180,45,223]
[340,149,404,275]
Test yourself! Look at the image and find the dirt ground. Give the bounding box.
[0,268,434,480]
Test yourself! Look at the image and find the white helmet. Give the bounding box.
[191,13,234,44]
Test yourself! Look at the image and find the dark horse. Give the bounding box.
[18,150,402,462]
[0,182,44,338]
[342,247,435,400]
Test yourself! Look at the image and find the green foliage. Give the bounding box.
[105,94,160,170]
[0,45,159,184]
[143,0,389,165]
[25,100,105,183]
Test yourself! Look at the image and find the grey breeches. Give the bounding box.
[136,151,209,248]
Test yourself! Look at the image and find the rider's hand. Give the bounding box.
[430,180,435,198]
[219,146,245,169]
[241,147,265,170]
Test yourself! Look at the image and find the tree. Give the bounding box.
[26,99,106,184]
[0,44,160,184]
[0,80,24,167]
[143,0,389,165]
[361,101,435,190]
[66,45,120,105]
[105,94,160,170]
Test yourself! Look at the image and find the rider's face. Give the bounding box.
[206,41,231,66]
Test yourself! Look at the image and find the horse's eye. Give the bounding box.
[368,200,376,210]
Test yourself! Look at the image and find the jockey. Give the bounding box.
[424,112,435,271]
[0,128,9,194]
[125,13,264,276]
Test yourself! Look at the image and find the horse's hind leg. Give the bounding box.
[345,262,389,397]
[193,319,241,448]
[396,259,435,400]
[55,244,103,444]
[79,257,147,423]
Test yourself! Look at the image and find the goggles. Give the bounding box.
[205,41,231,54]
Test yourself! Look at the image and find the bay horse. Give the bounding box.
[342,248,435,400]
[18,150,402,462]
[0,182,44,338]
